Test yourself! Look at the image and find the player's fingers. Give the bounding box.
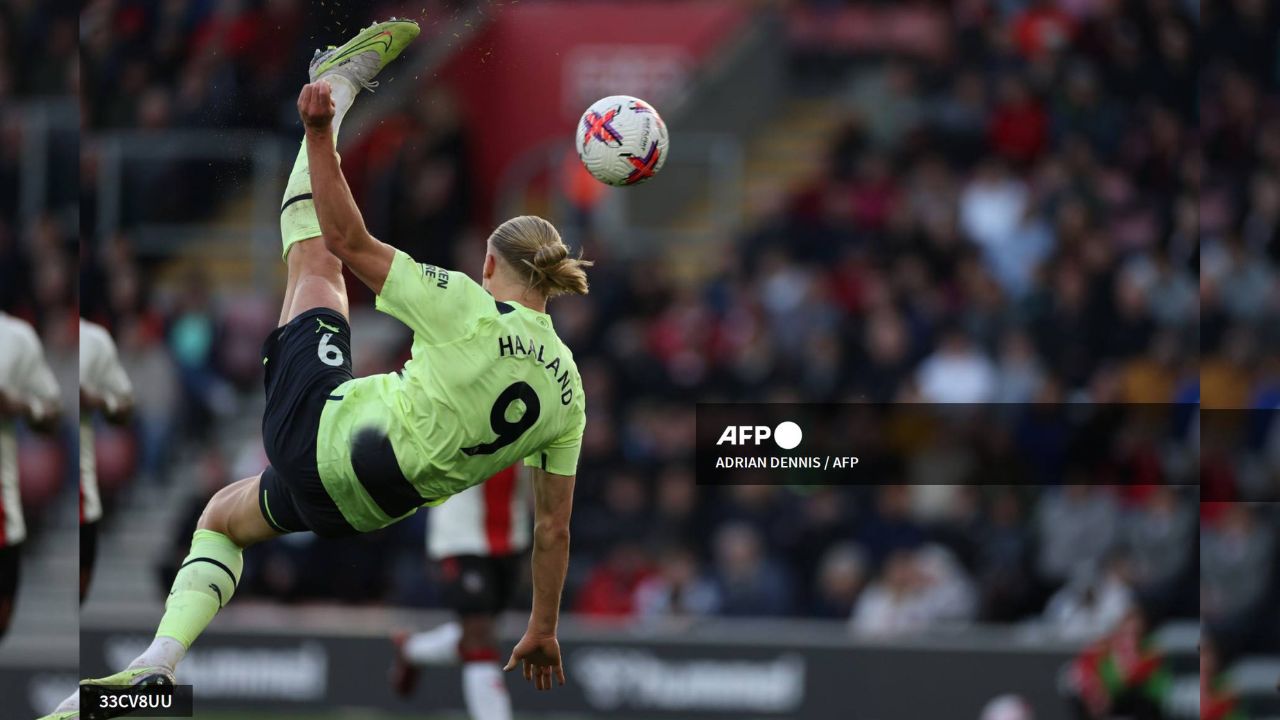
[502,651,518,672]
[540,666,551,691]
[523,659,533,682]
[556,663,567,686]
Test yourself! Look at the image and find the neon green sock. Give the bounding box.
[155,529,243,649]
[279,76,357,260]
[279,140,325,259]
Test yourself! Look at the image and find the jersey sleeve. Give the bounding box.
[525,402,585,477]
[375,250,495,343]
[13,324,60,421]
[81,324,133,412]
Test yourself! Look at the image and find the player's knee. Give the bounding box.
[288,238,343,277]
[196,485,239,536]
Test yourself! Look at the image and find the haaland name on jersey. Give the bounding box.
[498,333,575,405]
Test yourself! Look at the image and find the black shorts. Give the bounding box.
[439,554,522,616]
[0,544,19,599]
[258,308,359,538]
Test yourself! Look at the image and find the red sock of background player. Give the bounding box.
[405,623,511,720]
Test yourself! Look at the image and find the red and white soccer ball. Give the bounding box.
[576,95,669,187]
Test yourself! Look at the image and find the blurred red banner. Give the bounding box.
[437,0,750,217]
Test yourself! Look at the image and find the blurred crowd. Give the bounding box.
[72,0,1256,658]
[566,483,1197,635]
[1,0,80,539]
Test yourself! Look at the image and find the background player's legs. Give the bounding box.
[458,613,513,720]
[395,615,513,720]
[0,544,19,643]
[80,520,97,604]
[394,556,513,720]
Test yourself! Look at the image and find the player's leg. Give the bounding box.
[395,618,515,720]
[458,612,514,720]
[79,519,97,604]
[277,18,420,326]
[394,556,514,719]
[140,473,280,657]
[0,544,19,643]
[79,474,279,718]
[278,110,351,327]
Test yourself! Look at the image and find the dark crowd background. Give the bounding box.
[0,0,80,540]
[61,0,1272,700]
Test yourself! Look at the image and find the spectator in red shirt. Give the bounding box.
[574,543,656,618]
[1012,0,1077,59]
[988,75,1049,166]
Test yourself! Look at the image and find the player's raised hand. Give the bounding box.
[503,631,566,691]
[297,81,335,132]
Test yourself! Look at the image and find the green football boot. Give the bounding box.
[79,666,175,720]
[309,18,421,91]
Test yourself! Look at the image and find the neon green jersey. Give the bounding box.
[315,250,586,532]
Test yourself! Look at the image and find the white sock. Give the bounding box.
[128,635,187,673]
[463,661,512,720]
[404,621,462,666]
[54,688,78,712]
[325,75,358,137]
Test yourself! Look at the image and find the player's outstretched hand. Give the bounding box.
[297,81,335,132]
[503,631,566,691]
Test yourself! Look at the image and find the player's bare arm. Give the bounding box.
[298,80,394,294]
[504,468,574,691]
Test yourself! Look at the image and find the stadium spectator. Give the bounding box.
[1042,551,1135,642]
[912,543,977,624]
[974,489,1037,621]
[861,487,921,558]
[1201,504,1276,655]
[1033,486,1119,591]
[808,542,867,619]
[711,522,793,617]
[1121,486,1195,619]
[574,543,656,619]
[914,327,999,403]
[633,545,720,620]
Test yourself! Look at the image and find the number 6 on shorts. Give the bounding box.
[318,333,344,367]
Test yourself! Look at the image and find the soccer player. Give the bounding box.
[79,319,135,603]
[75,19,587,719]
[0,311,62,643]
[391,465,529,720]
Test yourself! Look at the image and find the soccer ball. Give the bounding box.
[576,95,669,187]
